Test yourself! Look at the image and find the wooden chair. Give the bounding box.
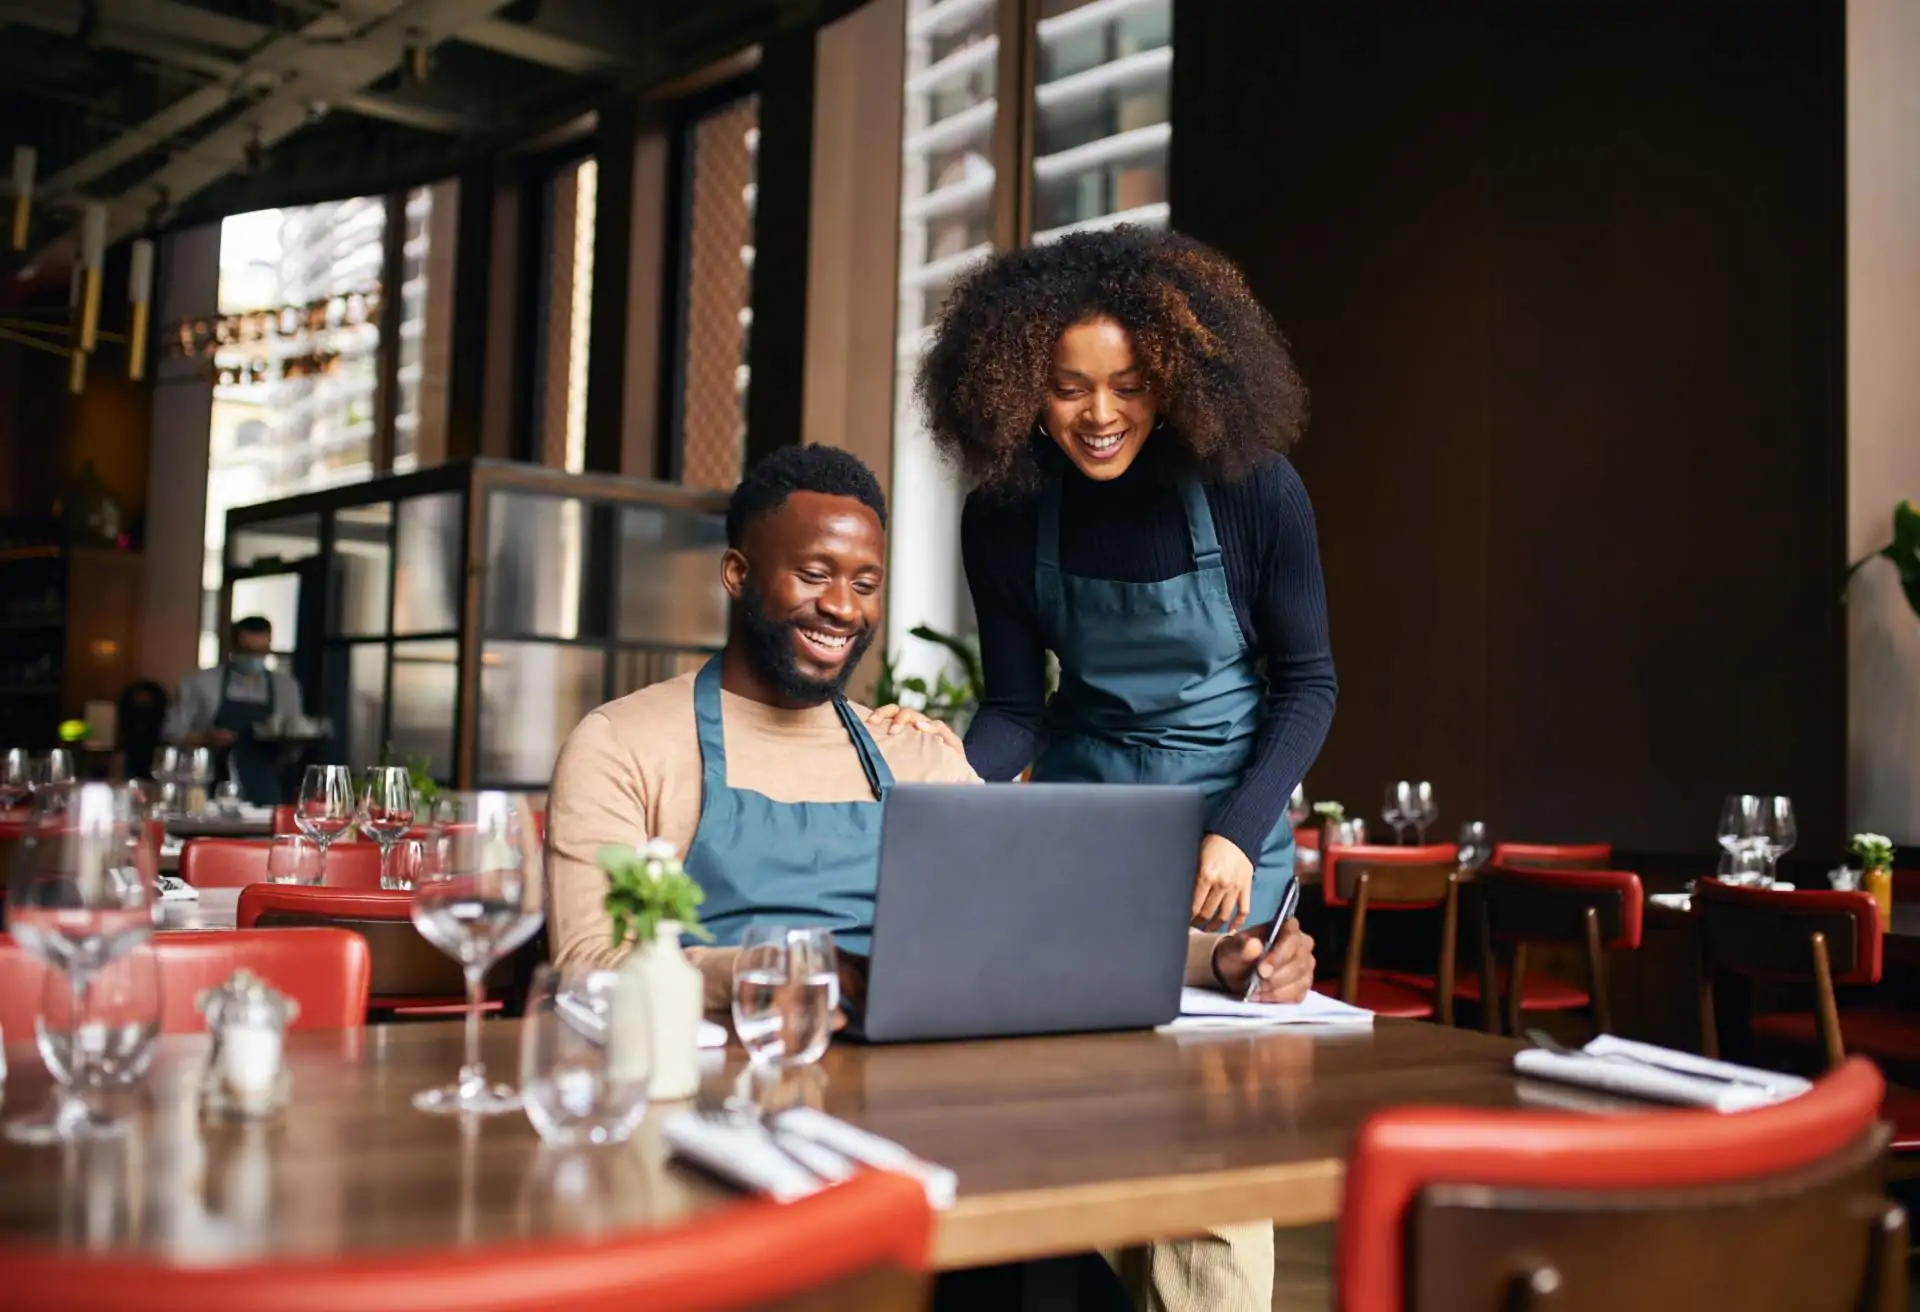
[1460,865,1643,1036]
[180,836,386,889]
[0,929,371,1036]
[1488,842,1613,870]
[1315,844,1461,1021]
[0,1168,933,1312]
[236,885,516,1018]
[1692,879,1920,1165]
[1338,1056,1904,1312]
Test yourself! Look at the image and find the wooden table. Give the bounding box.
[0,1018,1627,1270]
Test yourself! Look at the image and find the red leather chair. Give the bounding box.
[1455,865,1644,1036]
[0,1168,934,1312]
[1315,844,1462,1020]
[1488,842,1613,870]
[236,885,509,1016]
[181,837,385,889]
[1693,880,1920,1158]
[1338,1057,1902,1312]
[0,929,370,1037]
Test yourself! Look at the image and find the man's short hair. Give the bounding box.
[725,445,888,548]
[230,615,272,644]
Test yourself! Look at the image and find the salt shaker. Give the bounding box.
[196,970,299,1118]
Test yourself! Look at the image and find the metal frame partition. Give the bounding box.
[222,460,729,790]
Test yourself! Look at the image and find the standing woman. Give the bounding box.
[882,227,1334,933]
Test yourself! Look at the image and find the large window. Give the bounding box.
[1031,0,1171,241]
[673,94,761,490]
[532,157,599,473]
[204,197,387,666]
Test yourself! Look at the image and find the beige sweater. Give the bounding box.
[546,672,979,971]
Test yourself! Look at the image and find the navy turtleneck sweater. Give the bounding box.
[959,441,1337,860]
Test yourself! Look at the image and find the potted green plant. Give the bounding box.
[600,840,711,1101]
[1851,832,1896,927]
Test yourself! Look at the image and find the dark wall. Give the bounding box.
[1172,1,1846,858]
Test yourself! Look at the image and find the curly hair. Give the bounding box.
[727,444,888,547]
[916,226,1307,493]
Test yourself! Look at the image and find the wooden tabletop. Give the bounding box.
[0,1018,1630,1270]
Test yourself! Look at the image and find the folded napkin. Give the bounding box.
[1159,986,1374,1033]
[1650,883,1796,914]
[155,874,199,903]
[1513,1034,1810,1112]
[554,990,726,1049]
[662,1107,956,1208]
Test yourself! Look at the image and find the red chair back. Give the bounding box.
[1488,842,1613,870]
[1339,1058,1900,1312]
[0,1168,933,1312]
[1323,844,1459,908]
[0,929,370,1036]
[236,885,491,1008]
[1692,881,1883,988]
[1478,866,1644,951]
[1294,825,1320,851]
[271,804,298,835]
[180,837,385,890]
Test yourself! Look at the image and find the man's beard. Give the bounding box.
[738,585,876,704]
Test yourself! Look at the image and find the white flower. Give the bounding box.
[1852,832,1892,849]
[641,837,679,862]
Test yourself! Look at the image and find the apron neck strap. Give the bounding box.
[1178,480,1224,568]
[695,655,894,798]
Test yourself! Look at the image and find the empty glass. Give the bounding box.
[34,749,74,799]
[38,943,161,1092]
[732,925,838,1069]
[357,767,415,891]
[0,748,29,811]
[5,783,155,1143]
[1719,845,1774,888]
[1382,782,1415,845]
[1410,782,1439,844]
[411,792,545,1115]
[1457,821,1491,872]
[1717,794,1762,853]
[265,835,322,885]
[520,964,650,1147]
[382,838,425,891]
[296,765,355,868]
[1756,795,1796,864]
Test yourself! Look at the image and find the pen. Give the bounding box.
[1242,877,1302,1002]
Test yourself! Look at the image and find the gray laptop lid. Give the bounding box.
[857,782,1203,1044]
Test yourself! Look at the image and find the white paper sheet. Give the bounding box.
[1160,986,1375,1031]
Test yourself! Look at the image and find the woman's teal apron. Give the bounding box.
[1029,476,1295,926]
[682,656,894,954]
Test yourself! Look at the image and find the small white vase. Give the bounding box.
[608,921,703,1102]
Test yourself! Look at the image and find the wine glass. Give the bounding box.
[5,783,155,1143]
[296,765,355,872]
[149,746,182,815]
[1457,821,1491,872]
[43,748,74,788]
[0,748,30,813]
[38,943,161,1092]
[411,792,545,1115]
[1382,782,1414,845]
[1286,783,1310,829]
[357,767,415,891]
[733,925,839,1069]
[520,964,650,1147]
[1717,794,1761,854]
[1410,781,1439,844]
[1757,795,1796,867]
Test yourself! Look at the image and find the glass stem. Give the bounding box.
[377,839,391,887]
[462,964,484,1081]
[68,969,92,1097]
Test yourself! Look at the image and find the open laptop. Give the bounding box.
[847,782,1204,1044]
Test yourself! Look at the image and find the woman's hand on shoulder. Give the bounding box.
[864,705,966,759]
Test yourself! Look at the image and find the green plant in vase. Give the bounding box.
[600,840,712,949]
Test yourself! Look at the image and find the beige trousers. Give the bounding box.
[1108,1222,1275,1312]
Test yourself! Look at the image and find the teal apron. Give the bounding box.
[1030,476,1295,926]
[213,664,284,806]
[682,656,893,954]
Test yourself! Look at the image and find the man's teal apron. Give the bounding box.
[682,656,894,954]
[1029,476,1295,926]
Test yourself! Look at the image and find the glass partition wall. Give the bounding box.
[221,460,728,790]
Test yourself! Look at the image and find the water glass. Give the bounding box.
[520,965,650,1147]
[1410,782,1438,844]
[382,838,425,891]
[411,791,545,1115]
[732,925,838,1069]
[1719,845,1774,888]
[37,944,161,1091]
[265,835,322,885]
[1457,820,1491,872]
[296,765,355,862]
[1382,782,1413,845]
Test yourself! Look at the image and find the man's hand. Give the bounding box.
[1192,833,1254,932]
[1211,918,1315,1003]
[863,705,966,759]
